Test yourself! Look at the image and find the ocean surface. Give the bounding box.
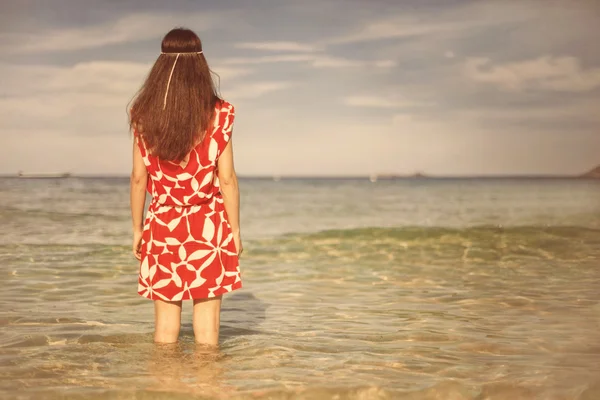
[1,176,599,400]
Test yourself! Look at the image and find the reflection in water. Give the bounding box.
[146,342,231,398]
[141,292,268,398]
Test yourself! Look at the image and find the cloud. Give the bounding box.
[327,18,460,45]
[4,61,149,95]
[221,54,395,69]
[234,41,318,52]
[311,56,396,69]
[221,54,316,65]
[324,2,534,45]
[444,51,455,59]
[0,60,254,133]
[0,61,149,129]
[455,97,600,129]
[209,65,254,81]
[1,129,132,175]
[392,114,414,125]
[0,11,223,53]
[385,107,600,176]
[1,1,599,176]
[224,81,293,100]
[464,56,600,92]
[343,95,432,109]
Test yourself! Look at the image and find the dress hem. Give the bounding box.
[138,281,243,301]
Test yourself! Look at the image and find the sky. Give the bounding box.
[0,0,599,177]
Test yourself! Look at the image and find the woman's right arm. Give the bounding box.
[217,139,242,255]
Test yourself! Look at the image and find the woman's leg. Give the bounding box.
[154,299,183,343]
[192,295,222,346]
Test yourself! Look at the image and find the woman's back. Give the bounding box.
[134,100,235,208]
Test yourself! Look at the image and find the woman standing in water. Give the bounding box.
[129,28,242,345]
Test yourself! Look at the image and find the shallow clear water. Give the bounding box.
[1,177,599,399]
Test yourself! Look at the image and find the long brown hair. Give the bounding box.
[129,28,220,162]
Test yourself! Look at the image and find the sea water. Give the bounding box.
[0,177,599,399]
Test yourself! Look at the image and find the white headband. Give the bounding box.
[162,51,204,109]
[161,51,203,55]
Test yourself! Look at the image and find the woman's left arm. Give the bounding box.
[130,137,147,259]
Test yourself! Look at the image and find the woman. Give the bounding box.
[129,28,242,346]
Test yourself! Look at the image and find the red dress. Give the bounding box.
[134,100,242,301]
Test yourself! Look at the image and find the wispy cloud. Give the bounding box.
[464,56,600,93]
[456,98,600,127]
[327,18,460,45]
[221,54,315,65]
[0,11,224,54]
[343,95,432,109]
[0,58,283,132]
[0,61,150,132]
[312,56,396,69]
[210,65,254,81]
[324,2,535,45]
[213,81,293,101]
[221,54,395,69]
[234,41,318,52]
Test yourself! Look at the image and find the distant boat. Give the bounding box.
[369,172,428,181]
[272,175,281,182]
[17,171,72,179]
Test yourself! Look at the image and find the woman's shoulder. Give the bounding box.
[214,98,235,132]
[216,98,235,114]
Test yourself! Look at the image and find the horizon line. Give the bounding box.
[1,172,597,180]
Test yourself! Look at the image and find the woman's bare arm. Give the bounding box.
[217,139,241,253]
[130,138,148,233]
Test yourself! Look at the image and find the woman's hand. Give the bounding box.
[233,232,243,257]
[133,229,143,260]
